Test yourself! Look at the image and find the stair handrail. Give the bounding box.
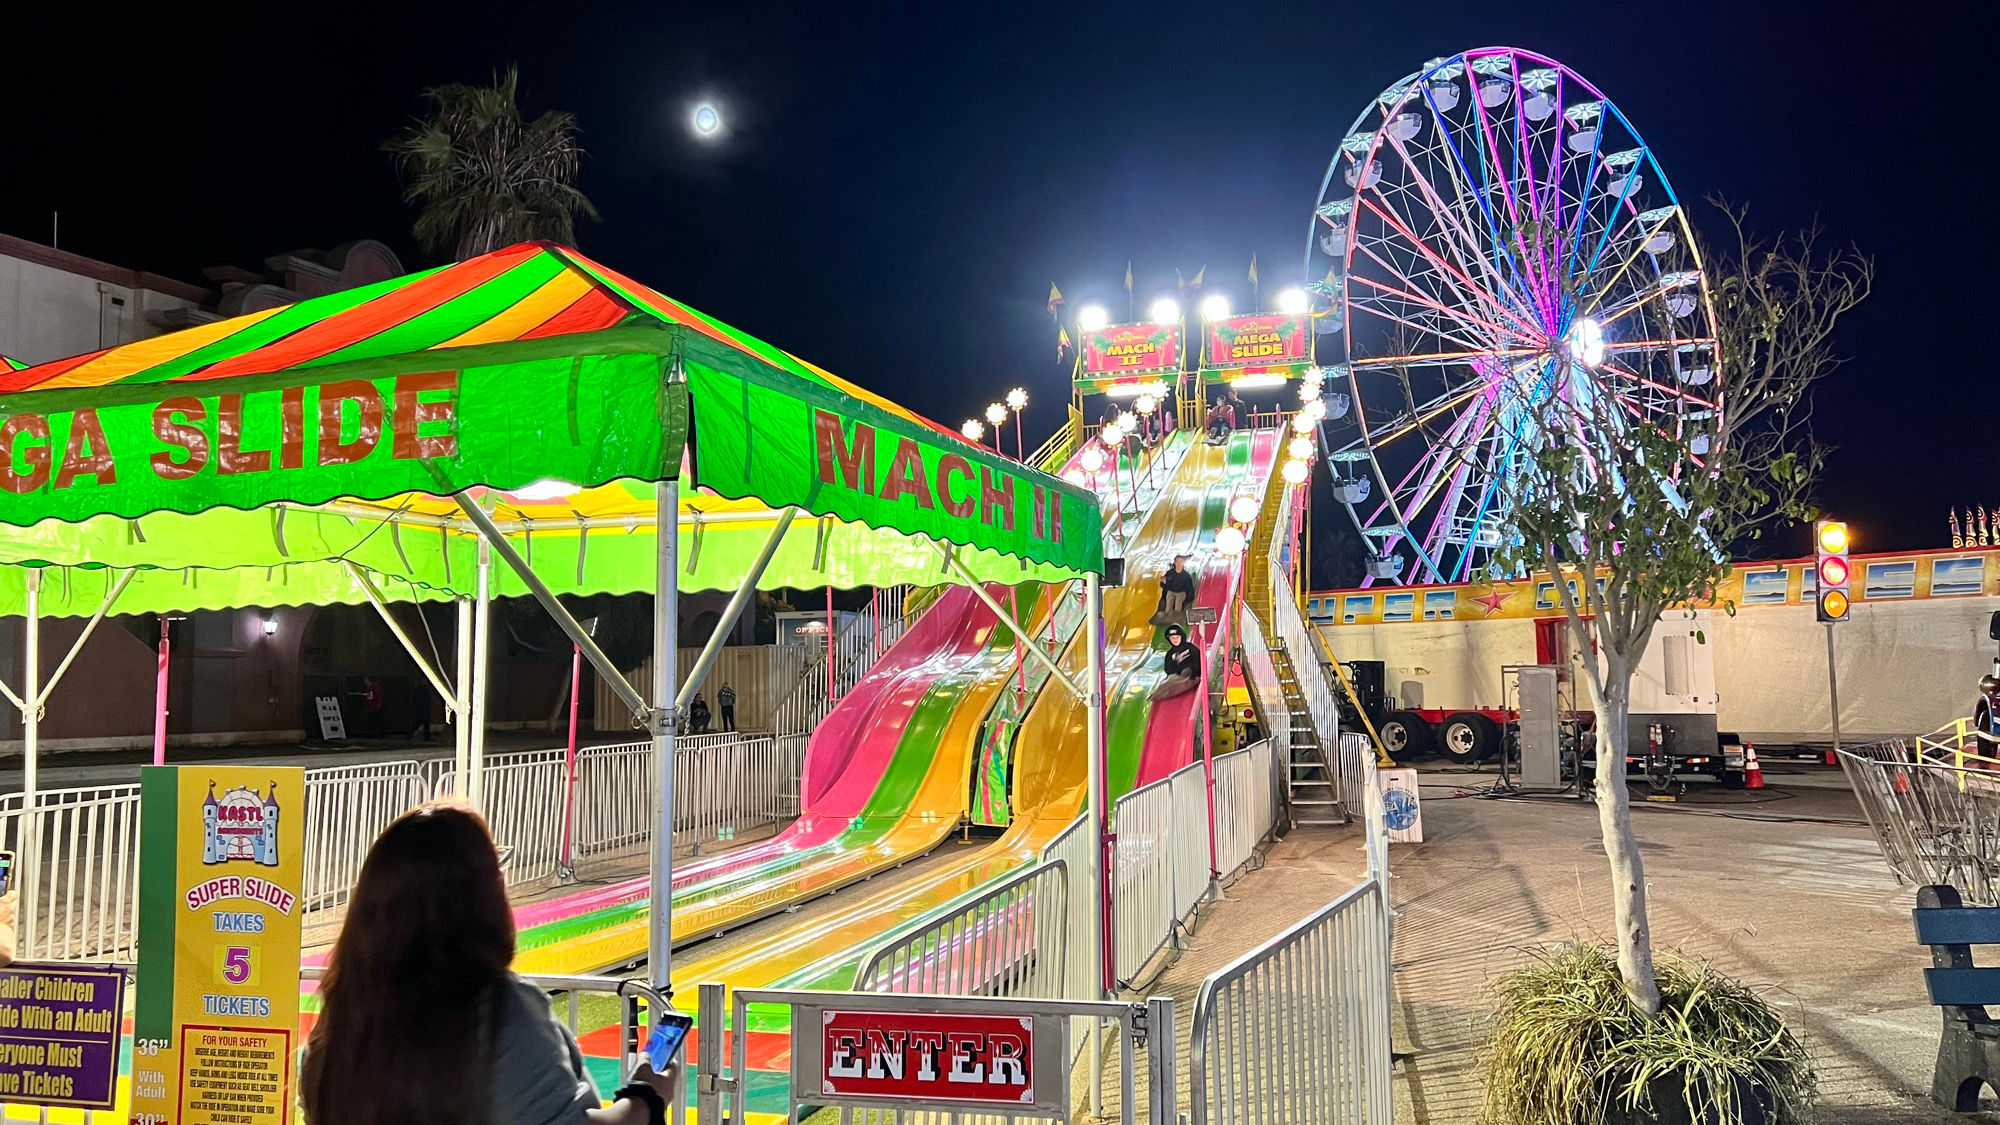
[1026,406,1084,472]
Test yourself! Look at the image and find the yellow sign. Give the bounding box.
[1308,547,2000,627]
[131,766,304,1125]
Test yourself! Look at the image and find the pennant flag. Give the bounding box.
[1057,324,1073,358]
[1046,283,1065,319]
[1248,253,1259,287]
[1123,261,1133,293]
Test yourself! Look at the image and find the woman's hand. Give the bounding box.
[0,890,18,967]
[630,1059,678,1097]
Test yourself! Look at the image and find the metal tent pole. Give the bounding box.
[153,618,171,766]
[343,562,461,706]
[20,570,40,958]
[939,546,1085,698]
[1084,570,1107,985]
[470,541,493,808]
[449,494,648,717]
[1083,569,1108,1118]
[562,642,583,879]
[649,478,681,991]
[454,598,473,793]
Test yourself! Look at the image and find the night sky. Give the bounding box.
[5,2,1989,580]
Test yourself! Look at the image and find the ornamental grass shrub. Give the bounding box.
[1483,945,1816,1125]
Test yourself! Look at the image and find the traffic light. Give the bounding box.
[1814,519,1851,623]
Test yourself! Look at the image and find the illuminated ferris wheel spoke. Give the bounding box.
[1408,83,1534,299]
[1356,190,1544,339]
[1350,345,1544,369]
[1308,47,1717,583]
[1372,129,1536,309]
[1573,214,1679,321]
[1347,270,1535,348]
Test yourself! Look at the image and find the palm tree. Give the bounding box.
[386,67,600,261]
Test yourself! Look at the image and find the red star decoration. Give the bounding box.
[1472,589,1512,616]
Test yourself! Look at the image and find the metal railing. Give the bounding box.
[1270,568,1343,797]
[854,860,1070,998]
[0,761,433,960]
[1187,731,1393,1125]
[773,586,911,734]
[1187,876,1395,1124]
[1026,405,1084,472]
[1840,741,2000,903]
[570,734,807,875]
[1110,741,1284,986]
[1112,760,1211,984]
[1,733,805,960]
[300,759,431,913]
[705,985,1168,1125]
[1212,740,1279,881]
[0,784,140,962]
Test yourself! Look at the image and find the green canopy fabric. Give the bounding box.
[0,243,1101,616]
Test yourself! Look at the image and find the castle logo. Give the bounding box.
[201,780,283,867]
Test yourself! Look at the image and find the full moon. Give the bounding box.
[692,104,721,137]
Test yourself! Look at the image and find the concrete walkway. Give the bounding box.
[1065,764,1981,1123]
[1388,767,1984,1124]
[1079,826,1376,1121]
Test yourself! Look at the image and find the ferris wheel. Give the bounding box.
[1306,47,1719,585]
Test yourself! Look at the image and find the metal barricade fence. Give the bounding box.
[299,759,430,914]
[1,733,812,960]
[1111,743,1283,986]
[703,985,1169,1125]
[1111,765,1186,984]
[855,861,1070,998]
[1210,740,1276,880]
[1338,732,1373,824]
[1839,741,2000,903]
[1188,878,1395,1125]
[0,784,141,962]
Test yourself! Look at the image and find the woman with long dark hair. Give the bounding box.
[303,802,671,1124]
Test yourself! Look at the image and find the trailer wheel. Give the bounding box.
[1439,712,1501,764]
[1379,712,1436,759]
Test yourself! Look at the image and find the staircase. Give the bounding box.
[1242,478,1346,828]
[1268,644,1343,826]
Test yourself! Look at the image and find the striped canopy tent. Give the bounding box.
[0,242,1101,616]
[0,245,1109,980]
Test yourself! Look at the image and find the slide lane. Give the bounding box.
[660,431,1275,1118]
[1128,428,1279,789]
[512,581,1062,973]
[507,444,1132,972]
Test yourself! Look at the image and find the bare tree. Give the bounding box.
[1492,204,1872,1013]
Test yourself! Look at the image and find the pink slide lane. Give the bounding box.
[511,585,983,932]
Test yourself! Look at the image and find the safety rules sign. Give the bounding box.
[792,1005,1067,1115]
[130,766,305,1125]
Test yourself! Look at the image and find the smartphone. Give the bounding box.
[643,1011,693,1070]
[0,850,13,897]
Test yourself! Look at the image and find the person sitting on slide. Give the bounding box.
[1204,397,1234,443]
[1152,625,1201,700]
[1151,555,1197,625]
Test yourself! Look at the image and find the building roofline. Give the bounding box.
[0,231,211,303]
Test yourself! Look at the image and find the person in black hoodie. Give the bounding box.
[1152,625,1201,700]
[1151,555,1197,625]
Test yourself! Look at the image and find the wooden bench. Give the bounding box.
[1916,884,2000,1110]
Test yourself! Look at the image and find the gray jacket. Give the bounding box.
[489,974,604,1124]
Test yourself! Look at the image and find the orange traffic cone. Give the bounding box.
[1743,743,1765,790]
